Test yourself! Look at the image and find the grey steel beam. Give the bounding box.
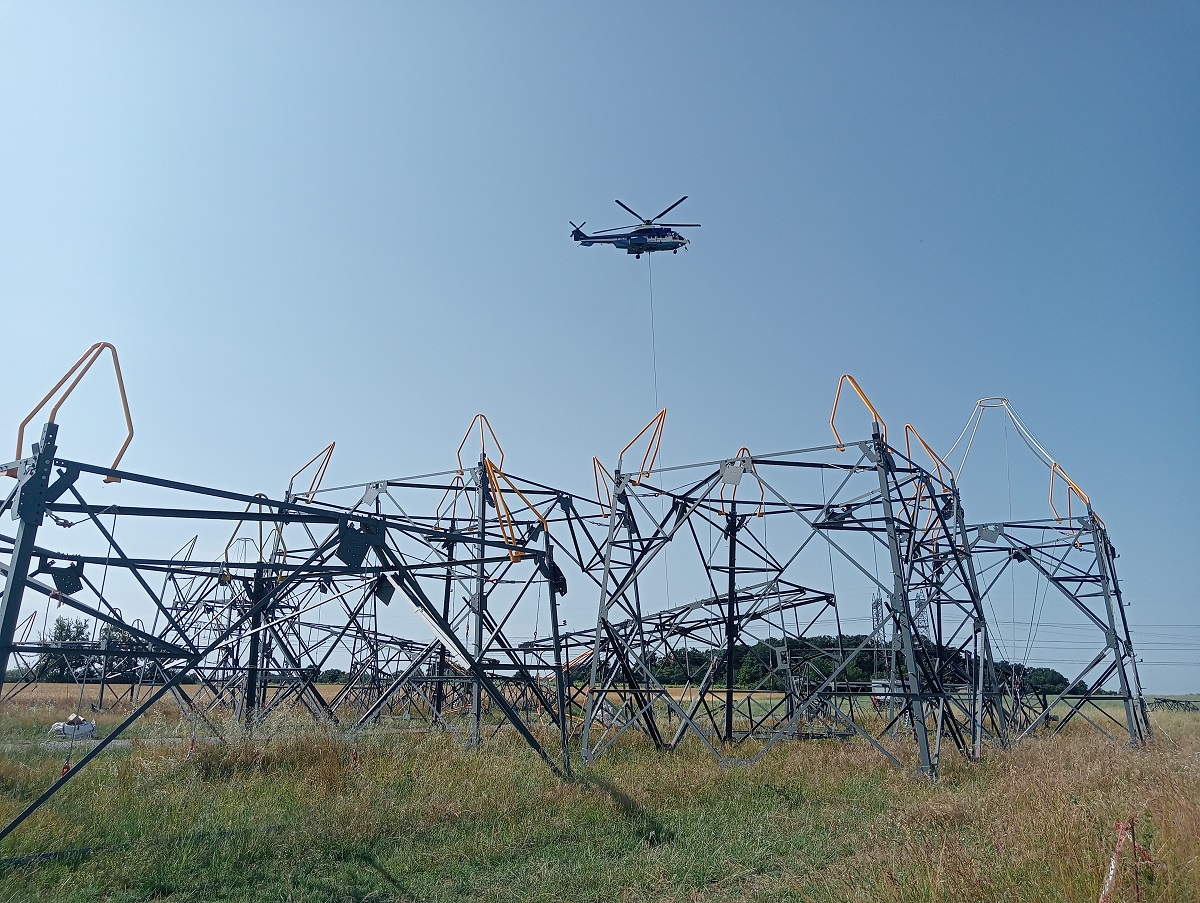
[872,427,935,777]
[0,423,65,697]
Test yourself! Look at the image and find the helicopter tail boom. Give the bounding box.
[569,221,588,244]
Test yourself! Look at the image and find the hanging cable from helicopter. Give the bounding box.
[647,253,658,411]
[568,196,699,412]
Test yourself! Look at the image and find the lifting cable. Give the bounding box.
[63,652,91,776]
[1005,420,1016,648]
[1021,529,1051,666]
[96,509,117,638]
[645,255,671,607]
[533,580,542,642]
[647,255,659,413]
[819,469,841,648]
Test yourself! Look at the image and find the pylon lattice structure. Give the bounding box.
[0,353,1150,846]
[570,428,1008,774]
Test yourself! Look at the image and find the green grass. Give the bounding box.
[0,709,1195,902]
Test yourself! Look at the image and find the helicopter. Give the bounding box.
[570,196,700,258]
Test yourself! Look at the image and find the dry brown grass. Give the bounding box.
[0,682,351,745]
[0,701,1193,902]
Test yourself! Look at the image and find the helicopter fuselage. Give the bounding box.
[575,225,689,255]
[570,197,698,258]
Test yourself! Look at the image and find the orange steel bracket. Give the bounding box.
[592,456,614,518]
[830,374,886,452]
[1049,462,1091,524]
[484,457,549,562]
[901,424,955,548]
[903,424,954,489]
[719,447,765,516]
[456,413,504,474]
[8,342,134,481]
[288,442,335,503]
[618,409,666,485]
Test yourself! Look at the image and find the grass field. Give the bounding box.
[0,685,1195,902]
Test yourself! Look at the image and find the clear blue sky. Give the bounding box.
[2,4,1197,690]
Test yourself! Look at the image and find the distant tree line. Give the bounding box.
[4,617,201,685]
[6,620,1098,698]
[566,633,1089,694]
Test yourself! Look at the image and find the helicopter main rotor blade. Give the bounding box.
[614,199,644,221]
[657,223,701,228]
[592,224,637,234]
[651,196,688,222]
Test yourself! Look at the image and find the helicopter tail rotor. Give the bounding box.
[570,221,596,246]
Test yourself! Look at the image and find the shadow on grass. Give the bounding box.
[350,847,406,891]
[0,824,284,871]
[575,773,675,847]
